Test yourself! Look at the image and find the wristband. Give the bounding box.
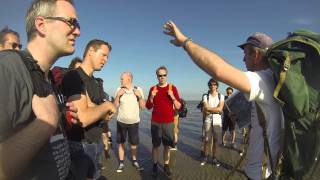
[182,37,192,49]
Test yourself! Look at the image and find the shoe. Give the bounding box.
[116,163,124,173]
[212,158,221,167]
[98,163,106,170]
[132,161,144,171]
[152,163,158,177]
[200,157,208,166]
[164,164,172,177]
[170,144,178,151]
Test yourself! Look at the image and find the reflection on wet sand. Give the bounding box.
[101,101,247,180]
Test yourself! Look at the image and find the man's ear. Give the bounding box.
[34,16,46,37]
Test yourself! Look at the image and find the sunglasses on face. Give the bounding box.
[209,83,217,87]
[44,16,80,30]
[7,42,22,50]
[157,74,167,78]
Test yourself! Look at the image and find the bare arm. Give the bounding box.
[67,93,116,127]
[163,20,251,94]
[205,100,224,114]
[0,94,59,179]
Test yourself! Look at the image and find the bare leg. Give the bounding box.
[164,145,171,164]
[118,143,125,161]
[152,146,160,164]
[131,144,137,161]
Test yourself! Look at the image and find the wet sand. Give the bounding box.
[100,101,248,180]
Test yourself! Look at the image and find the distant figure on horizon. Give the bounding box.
[0,26,21,50]
[163,20,283,180]
[146,66,181,178]
[200,78,224,167]
[114,71,145,173]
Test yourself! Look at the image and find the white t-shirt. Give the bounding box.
[202,93,224,126]
[115,86,144,124]
[244,69,284,180]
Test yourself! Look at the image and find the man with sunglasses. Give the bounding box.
[0,26,22,50]
[200,78,224,167]
[146,66,181,177]
[0,0,80,179]
[164,21,283,180]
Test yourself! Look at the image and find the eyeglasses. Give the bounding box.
[209,83,217,87]
[157,74,167,78]
[44,16,80,30]
[6,42,22,50]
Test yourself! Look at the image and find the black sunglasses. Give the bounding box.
[44,16,80,30]
[157,74,167,78]
[8,42,22,50]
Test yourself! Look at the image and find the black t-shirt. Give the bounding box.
[0,50,70,180]
[62,67,105,142]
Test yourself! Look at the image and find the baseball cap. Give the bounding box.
[238,32,273,50]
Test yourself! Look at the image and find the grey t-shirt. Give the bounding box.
[0,51,71,180]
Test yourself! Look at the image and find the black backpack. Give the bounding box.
[178,98,188,118]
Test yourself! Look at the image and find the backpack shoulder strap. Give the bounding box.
[16,50,52,97]
[169,83,173,91]
[255,102,275,179]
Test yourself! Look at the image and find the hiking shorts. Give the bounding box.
[222,115,235,131]
[203,123,221,143]
[116,121,139,145]
[151,121,174,147]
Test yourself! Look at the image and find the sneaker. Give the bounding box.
[200,157,208,166]
[116,163,124,173]
[212,158,221,167]
[98,163,106,170]
[164,164,172,177]
[132,161,144,171]
[152,163,158,177]
[170,144,178,151]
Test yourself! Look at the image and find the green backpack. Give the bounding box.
[266,30,320,179]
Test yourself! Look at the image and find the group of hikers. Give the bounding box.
[0,0,319,180]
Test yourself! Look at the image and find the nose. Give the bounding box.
[73,27,81,37]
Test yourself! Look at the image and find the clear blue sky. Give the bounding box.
[1,0,319,100]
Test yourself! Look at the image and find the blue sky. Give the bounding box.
[1,0,319,100]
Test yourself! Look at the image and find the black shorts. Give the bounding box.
[222,115,235,131]
[116,121,139,145]
[151,121,174,147]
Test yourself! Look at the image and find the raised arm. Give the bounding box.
[163,20,251,94]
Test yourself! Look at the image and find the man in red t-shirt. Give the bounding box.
[146,66,181,177]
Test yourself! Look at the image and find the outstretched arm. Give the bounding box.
[163,20,251,94]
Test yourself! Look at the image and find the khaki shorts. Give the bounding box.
[203,123,221,143]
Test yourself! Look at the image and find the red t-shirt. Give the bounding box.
[146,84,181,123]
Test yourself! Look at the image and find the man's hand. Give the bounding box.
[163,20,188,47]
[103,102,116,121]
[32,94,59,129]
[65,102,79,125]
[151,88,158,99]
[133,88,142,100]
[117,88,126,98]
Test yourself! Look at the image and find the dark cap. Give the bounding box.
[238,32,273,50]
